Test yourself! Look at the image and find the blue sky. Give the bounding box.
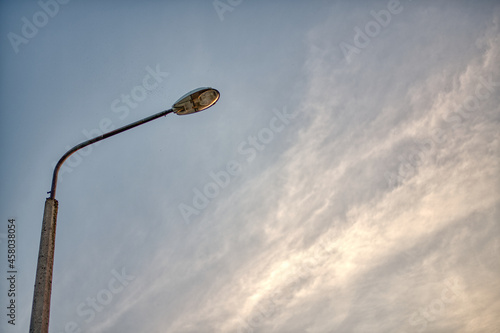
[1,1,499,332]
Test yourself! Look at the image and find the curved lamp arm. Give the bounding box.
[49,108,174,199]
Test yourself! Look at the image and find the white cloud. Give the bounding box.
[141,4,500,332]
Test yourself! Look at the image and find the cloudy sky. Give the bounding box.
[1,1,499,332]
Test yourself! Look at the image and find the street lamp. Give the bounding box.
[29,87,220,333]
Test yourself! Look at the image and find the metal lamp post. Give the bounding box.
[29,87,220,333]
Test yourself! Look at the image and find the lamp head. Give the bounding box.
[172,87,220,115]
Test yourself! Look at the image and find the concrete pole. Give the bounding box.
[30,198,58,333]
